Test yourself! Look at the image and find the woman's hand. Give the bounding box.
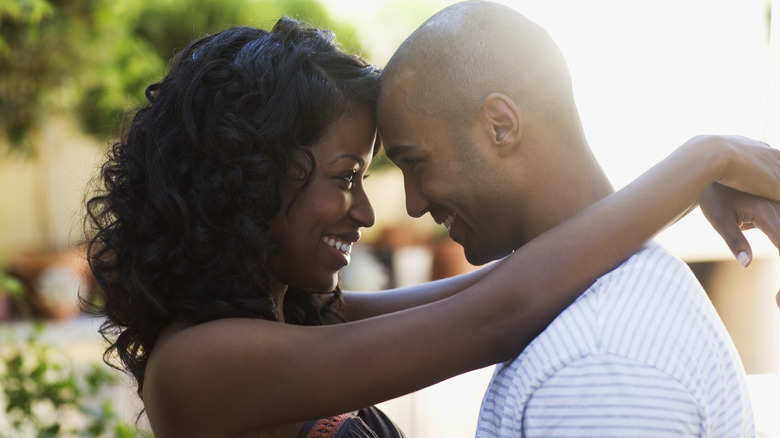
[699,183,780,267]
[686,135,780,202]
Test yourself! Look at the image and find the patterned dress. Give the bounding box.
[298,406,405,438]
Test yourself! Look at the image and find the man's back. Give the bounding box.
[476,243,754,437]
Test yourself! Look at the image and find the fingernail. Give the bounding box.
[737,251,750,268]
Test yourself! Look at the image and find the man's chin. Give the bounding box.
[463,245,513,266]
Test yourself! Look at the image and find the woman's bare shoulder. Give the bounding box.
[145,318,286,388]
[143,318,294,435]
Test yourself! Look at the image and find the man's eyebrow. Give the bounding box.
[330,154,366,167]
[385,145,412,161]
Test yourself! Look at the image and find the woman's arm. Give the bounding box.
[341,262,498,321]
[342,135,780,321]
[144,135,780,434]
[416,136,780,353]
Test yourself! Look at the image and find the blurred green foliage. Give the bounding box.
[0,0,365,154]
[0,272,23,298]
[0,323,152,437]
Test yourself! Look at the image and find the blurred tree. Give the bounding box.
[0,0,365,153]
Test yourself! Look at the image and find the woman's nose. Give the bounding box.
[350,187,376,228]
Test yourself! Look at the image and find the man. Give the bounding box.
[377,1,771,435]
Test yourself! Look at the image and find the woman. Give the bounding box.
[85,17,780,438]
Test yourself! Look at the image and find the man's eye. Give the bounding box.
[402,158,419,172]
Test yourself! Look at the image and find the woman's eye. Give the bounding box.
[339,170,358,189]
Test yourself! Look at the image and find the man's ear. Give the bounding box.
[480,93,522,157]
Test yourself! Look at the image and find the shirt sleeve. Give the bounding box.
[523,354,702,437]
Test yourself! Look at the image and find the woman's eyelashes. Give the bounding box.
[338,169,360,190]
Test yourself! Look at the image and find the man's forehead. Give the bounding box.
[377,105,420,159]
[378,77,426,128]
[379,69,419,105]
[376,94,412,131]
[387,68,418,88]
[376,100,424,142]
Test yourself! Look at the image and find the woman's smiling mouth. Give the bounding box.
[322,235,355,255]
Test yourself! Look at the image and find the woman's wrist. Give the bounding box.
[680,135,731,187]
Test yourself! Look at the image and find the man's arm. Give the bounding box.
[522,357,705,436]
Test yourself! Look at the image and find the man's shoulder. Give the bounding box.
[588,241,702,301]
[584,241,713,330]
[602,241,691,281]
[502,241,722,377]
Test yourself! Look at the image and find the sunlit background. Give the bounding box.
[0,0,778,436]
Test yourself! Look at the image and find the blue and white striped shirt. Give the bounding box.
[476,243,754,437]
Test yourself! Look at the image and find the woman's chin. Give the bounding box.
[291,275,339,293]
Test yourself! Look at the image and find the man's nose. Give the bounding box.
[404,176,430,218]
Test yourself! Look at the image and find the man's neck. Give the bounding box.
[519,148,615,245]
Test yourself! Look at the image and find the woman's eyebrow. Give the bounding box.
[330,154,365,167]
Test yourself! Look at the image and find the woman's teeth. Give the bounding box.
[443,213,455,230]
[323,236,353,255]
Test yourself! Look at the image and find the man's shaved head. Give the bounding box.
[381,1,581,135]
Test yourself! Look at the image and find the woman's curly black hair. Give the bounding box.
[84,17,381,399]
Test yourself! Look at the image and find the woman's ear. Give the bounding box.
[480,93,522,157]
